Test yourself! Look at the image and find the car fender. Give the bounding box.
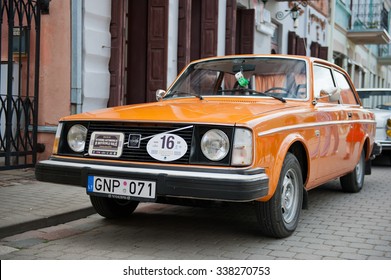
[357,125,374,162]
[257,132,307,202]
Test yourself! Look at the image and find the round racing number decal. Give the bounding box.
[146,133,188,162]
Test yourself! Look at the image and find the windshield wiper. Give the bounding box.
[170,90,203,100]
[217,88,286,103]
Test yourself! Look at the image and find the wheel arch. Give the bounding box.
[363,136,372,175]
[288,141,309,209]
[363,136,371,161]
[261,134,309,205]
[288,141,309,187]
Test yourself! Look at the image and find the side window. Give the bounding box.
[313,65,336,102]
[333,70,359,105]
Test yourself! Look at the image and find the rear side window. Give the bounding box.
[334,70,359,105]
[313,65,335,102]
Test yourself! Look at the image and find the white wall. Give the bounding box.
[217,0,227,56]
[167,0,179,88]
[254,2,275,54]
[82,0,111,112]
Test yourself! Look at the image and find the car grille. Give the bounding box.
[83,122,194,164]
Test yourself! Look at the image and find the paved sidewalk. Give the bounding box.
[0,168,95,239]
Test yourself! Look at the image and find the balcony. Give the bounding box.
[347,2,391,45]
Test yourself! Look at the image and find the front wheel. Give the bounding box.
[340,149,365,193]
[255,153,303,238]
[90,196,139,218]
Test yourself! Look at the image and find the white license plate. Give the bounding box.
[87,175,156,200]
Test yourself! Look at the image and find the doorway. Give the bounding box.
[109,0,168,106]
[126,0,168,104]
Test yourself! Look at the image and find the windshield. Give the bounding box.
[165,57,308,101]
[358,90,391,110]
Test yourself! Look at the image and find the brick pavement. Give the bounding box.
[0,168,37,187]
[0,168,95,239]
[0,162,390,260]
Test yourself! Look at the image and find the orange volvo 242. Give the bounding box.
[36,55,379,238]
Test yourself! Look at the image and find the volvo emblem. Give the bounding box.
[127,134,141,148]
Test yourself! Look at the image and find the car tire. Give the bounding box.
[90,196,139,218]
[255,152,303,238]
[340,149,365,193]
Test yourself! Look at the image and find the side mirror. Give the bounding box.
[317,87,341,102]
[156,89,166,101]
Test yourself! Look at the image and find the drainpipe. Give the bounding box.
[71,0,83,114]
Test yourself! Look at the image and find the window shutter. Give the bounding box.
[236,9,255,54]
[296,36,306,55]
[177,0,191,73]
[225,0,237,55]
[146,0,168,102]
[200,0,218,58]
[287,31,296,55]
[319,46,328,60]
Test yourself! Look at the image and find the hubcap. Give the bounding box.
[355,153,364,185]
[281,168,299,224]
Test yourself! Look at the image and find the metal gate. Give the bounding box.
[0,0,46,170]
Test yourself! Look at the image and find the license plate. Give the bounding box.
[87,175,156,200]
[88,132,124,158]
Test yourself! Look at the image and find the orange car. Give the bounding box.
[36,55,378,238]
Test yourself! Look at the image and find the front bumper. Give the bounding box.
[35,159,269,202]
[377,140,391,152]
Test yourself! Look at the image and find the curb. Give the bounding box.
[0,207,96,239]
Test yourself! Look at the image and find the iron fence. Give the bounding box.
[0,0,44,169]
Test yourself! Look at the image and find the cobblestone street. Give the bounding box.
[0,161,390,260]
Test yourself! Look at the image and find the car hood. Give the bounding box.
[62,98,302,125]
[370,109,391,127]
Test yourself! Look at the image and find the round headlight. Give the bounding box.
[67,124,87,153]
[201,129,230,161]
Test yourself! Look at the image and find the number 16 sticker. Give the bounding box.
[146,133,188,161]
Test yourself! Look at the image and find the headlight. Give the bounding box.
[67,124,88,152]
[232,128,253,166]
[201,129,230,161]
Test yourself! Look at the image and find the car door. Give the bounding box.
[312,64,349,182]
[333,69,363,166]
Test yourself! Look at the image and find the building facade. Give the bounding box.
[1,0,391,168]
